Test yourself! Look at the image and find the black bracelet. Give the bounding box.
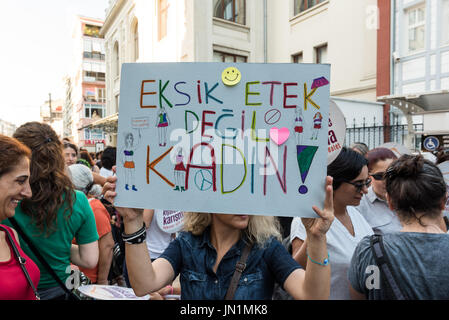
[122,222,146,244]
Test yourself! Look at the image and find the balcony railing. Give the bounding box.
[83,72,105,82]
[83,52,105,60]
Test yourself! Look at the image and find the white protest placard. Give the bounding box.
[155,209,185,234]
[77,285,150,300]
[115,63,330,217]
[327,99,346,164]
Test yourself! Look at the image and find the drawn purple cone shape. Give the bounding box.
[311,77,329,89]
[296,145,319,194]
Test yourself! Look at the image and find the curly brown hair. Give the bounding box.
[13,122,75,236]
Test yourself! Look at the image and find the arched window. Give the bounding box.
[213,0,246,25]
[112,41,120,77]
[132,20,139,61]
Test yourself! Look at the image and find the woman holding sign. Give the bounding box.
[103,174,335,299]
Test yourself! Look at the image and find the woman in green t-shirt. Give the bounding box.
[7,122,99,300]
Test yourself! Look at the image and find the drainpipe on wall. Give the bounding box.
[264,0,267,63]
[390,0,395,99]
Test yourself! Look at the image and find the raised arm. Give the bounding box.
[283,176,334,299]
[143,208,155,228]
[103,176,175,296]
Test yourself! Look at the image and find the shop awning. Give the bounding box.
[81,112,118,133]
[377,90,449,115]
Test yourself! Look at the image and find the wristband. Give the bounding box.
[306,251,329,266]
[166,285,174,295]
[122,222,146,244]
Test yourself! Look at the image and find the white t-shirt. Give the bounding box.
[146,209,175,259]
[99,167,114,178]
[290,206,374,300]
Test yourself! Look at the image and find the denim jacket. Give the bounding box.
[159,227,301,300]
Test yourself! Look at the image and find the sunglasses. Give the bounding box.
[344,178,372,193]
[370,172,385,181]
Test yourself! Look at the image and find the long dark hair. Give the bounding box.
[13,122,75,236]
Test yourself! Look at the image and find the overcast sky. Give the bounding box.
[0,0,109,126]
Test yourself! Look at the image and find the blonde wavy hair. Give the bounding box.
[182,212,282,246]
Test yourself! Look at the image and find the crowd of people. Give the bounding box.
[0,122,448,300]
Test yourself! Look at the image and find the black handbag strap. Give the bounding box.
[9,218,79,299]
[0,225,40,300]
[370,234,409,300]
[225,242,253,300]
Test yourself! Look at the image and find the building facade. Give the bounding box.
[377,0,449,150]
[98,0,382,146]
[392,0,449,97]
[63,16,107,151]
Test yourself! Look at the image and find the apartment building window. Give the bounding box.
[158,0,168,40]
[83,62,106,82]
[213,51,247,62]
[83,39,105,60]
[213,0,246,25]
[98,88,106,103]
[84,104,105,118]
[292,52,303,63]
[83,24,101,38]
[84,88,105,103]
[294,0,325,15]
[85,88,96,102]
[442,0,449,45]
[315,44,327,63]
[84,71,105,82]
[406,5,425,53]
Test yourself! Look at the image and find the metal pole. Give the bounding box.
[264,0,267,63]
[49,93,52,123]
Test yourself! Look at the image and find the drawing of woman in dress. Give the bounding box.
[122,130,141,191]
[294,106,305,145]
[311,112,323,140]
[173,147,186,192]
[156,107,170,147]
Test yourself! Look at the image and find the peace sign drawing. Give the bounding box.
[194,170,213,191]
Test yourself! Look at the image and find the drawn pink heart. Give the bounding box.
[270,127,290,145]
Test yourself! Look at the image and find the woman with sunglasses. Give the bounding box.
[355,148,401,235]
[290,147,373,299]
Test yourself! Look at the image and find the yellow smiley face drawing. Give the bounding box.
[221,67,241,86]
